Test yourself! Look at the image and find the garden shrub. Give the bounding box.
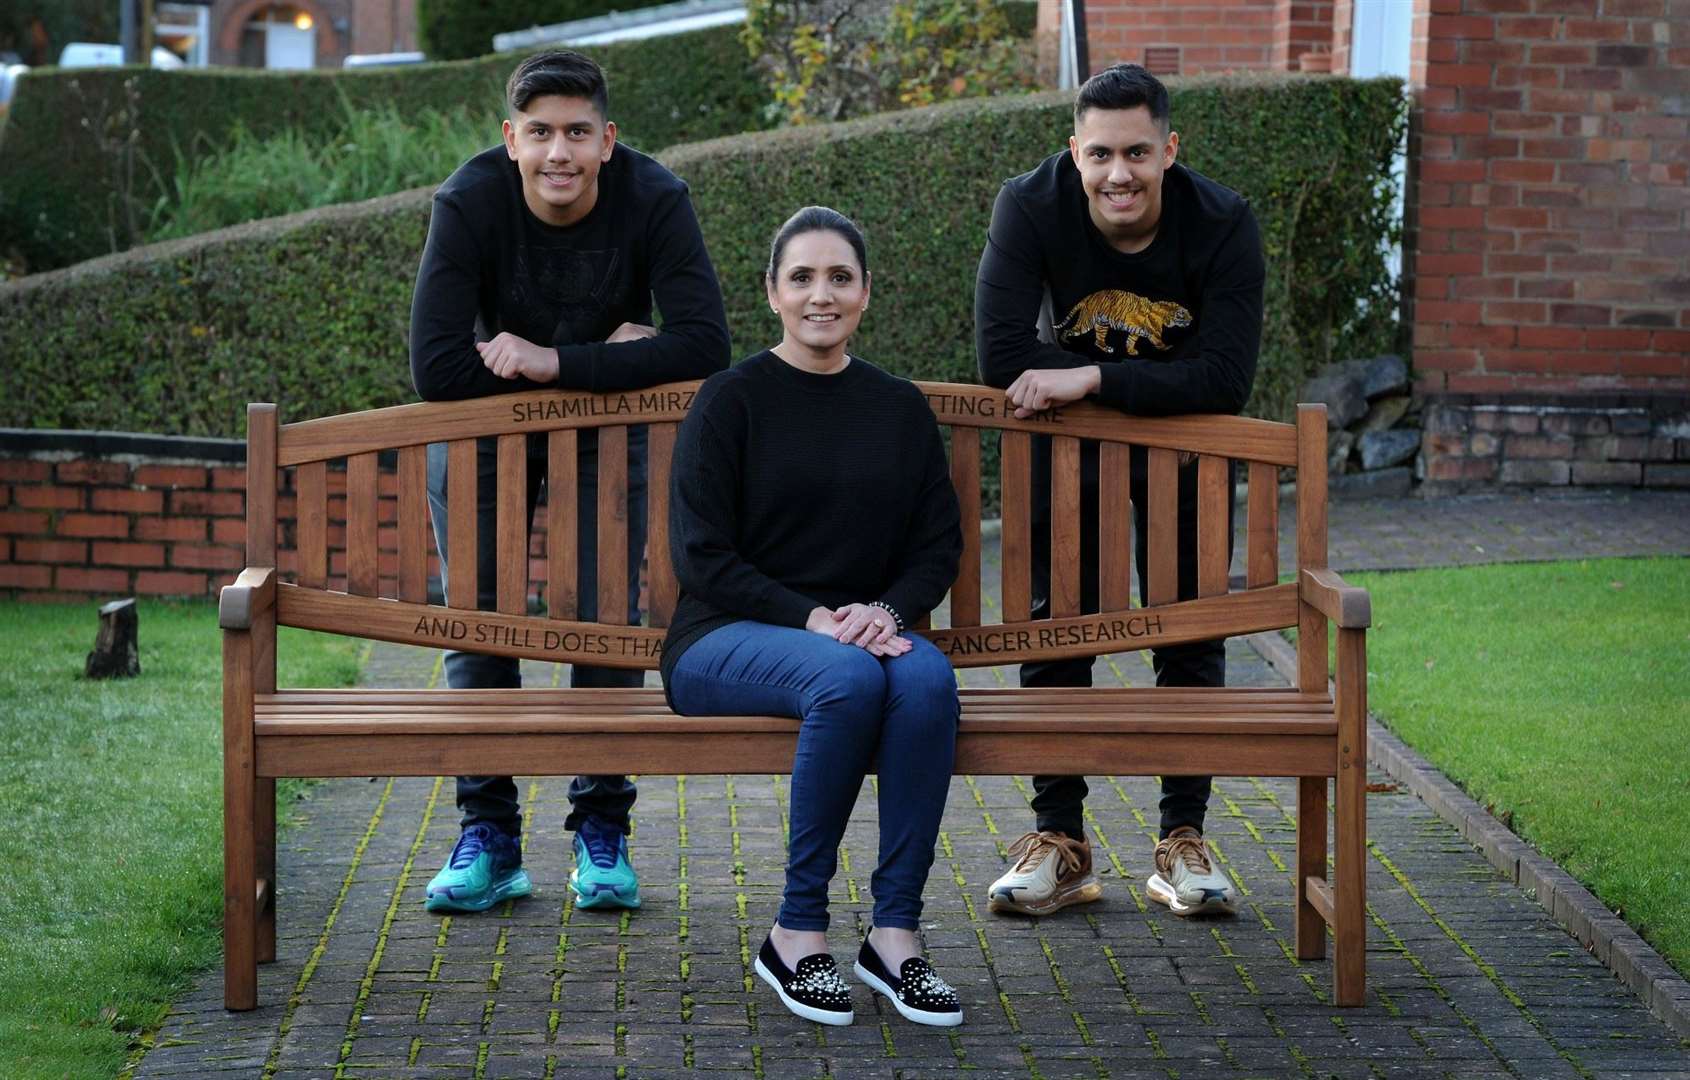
[0,24,768,272]
[0,76,1405,445]
[144,97,493,242]
[744,0,1037,125]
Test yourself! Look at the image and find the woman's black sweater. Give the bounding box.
[660,350,962,687]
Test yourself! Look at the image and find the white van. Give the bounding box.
[57,43,185,68]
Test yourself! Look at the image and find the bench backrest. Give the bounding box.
[246,381,1330,692]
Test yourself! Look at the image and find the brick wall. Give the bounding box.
[1273,0,1337,71]
[0,431,438,603]
[1419,392,1690,490]
[1408,0,1690,400]
[0,431,654,603]
[1062,0,1285,74]
[1330,0,1354,73]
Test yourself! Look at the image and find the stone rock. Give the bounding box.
[1358,394,1412,434]
[85,597,140,679]
[1328,429,1357,473]
[1360,428,1422,471]
[1358,354,1409,400]
[1302,369,1368,429]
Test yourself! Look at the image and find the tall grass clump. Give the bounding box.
[147,96,495,242]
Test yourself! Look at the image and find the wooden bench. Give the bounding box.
[220,381,1371,1011]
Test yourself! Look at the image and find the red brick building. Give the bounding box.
[195,0,419,68]
[1039,0,1690,488]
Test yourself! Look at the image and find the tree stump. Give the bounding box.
[86,598,140,679]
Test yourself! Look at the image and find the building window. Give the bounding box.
[155,3,211,67]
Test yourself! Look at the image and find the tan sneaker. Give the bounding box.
[1147,826,1238,917]
[986,831,1103,915]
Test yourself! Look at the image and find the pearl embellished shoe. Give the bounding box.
[753,935,854,1026]
[854,939,964,1027]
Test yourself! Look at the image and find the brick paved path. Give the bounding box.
[132,492,1690,1079]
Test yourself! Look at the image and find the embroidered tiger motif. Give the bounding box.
[1055,290,1193,356]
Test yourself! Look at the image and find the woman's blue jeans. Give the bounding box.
[667,622,960,932]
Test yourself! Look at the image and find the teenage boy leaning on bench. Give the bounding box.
[407,50,731,916]
[975,62,1267,921]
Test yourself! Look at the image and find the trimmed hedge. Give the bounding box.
[0,76,1404,439]
[0,24,768,272]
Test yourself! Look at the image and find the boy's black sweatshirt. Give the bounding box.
[975,156,1265,417]
[410,143,729,400]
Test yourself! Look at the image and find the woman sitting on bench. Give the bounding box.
[661,206,965,1028]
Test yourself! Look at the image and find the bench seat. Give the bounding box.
[252,687,1339,778]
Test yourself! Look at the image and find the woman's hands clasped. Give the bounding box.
[806,604,912,658]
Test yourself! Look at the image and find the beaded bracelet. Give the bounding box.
[869,600,905,632]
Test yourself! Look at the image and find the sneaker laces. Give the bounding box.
[1005,831,1087,876]
[578,820,624,868]
[448,824,498,869]
[1159,830,1213,876]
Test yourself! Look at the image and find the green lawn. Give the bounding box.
[0,601,362,1080]
[1351,558,1690,976]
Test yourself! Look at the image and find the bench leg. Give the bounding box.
[223,771,257,1009]
[257,777,276,964]
[223,632,258,1011]
[1295,776,1328,961]
[1333,628,1368,1007]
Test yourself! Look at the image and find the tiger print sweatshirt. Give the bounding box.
[974,155,1265,417]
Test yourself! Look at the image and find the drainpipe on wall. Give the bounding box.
[1058,0,1090,88]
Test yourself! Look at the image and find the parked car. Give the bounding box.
[57,43,185,68]
[343,51,426,68]
[0,63,28,109]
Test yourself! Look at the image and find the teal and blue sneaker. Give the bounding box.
[571,818,640,910]
[425,823,532,913]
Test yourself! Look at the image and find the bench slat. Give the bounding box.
[296,460,327,590]
[496,434,526,615]
[949,426,982,628]
[446,439,477,610]
[646,423,679,628]
[1100,442,1133,611]
[1147,447,1178,606]
[256,713,1336,735]
[598,425,629,626]
[258,701,1334,720]
[261,686,1330,706]
[255,730,1337,779]
[1198,453,1229,598]
[273,580,1297,671]
[397,445,429,604]
[1001,431,1031,622]
[277,383,1300,467]
[1052,435,1082,618]
[1296,405,1329,693]
[347,452,379,597]
[1247,459,1278,589]
[547,429,578,620]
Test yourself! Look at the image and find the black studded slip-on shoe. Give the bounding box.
[853,939,964,1027]
[753,935,854,1026]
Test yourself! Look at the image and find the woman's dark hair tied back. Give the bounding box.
[767,206,869,278]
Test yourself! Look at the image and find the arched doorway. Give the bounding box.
[220,1,338,68]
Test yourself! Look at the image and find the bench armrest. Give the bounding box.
[219,567,276,630]
[1300,568,1371,629]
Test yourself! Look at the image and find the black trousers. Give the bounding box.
[1021,440,1235,840]
[427,429,647,837]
